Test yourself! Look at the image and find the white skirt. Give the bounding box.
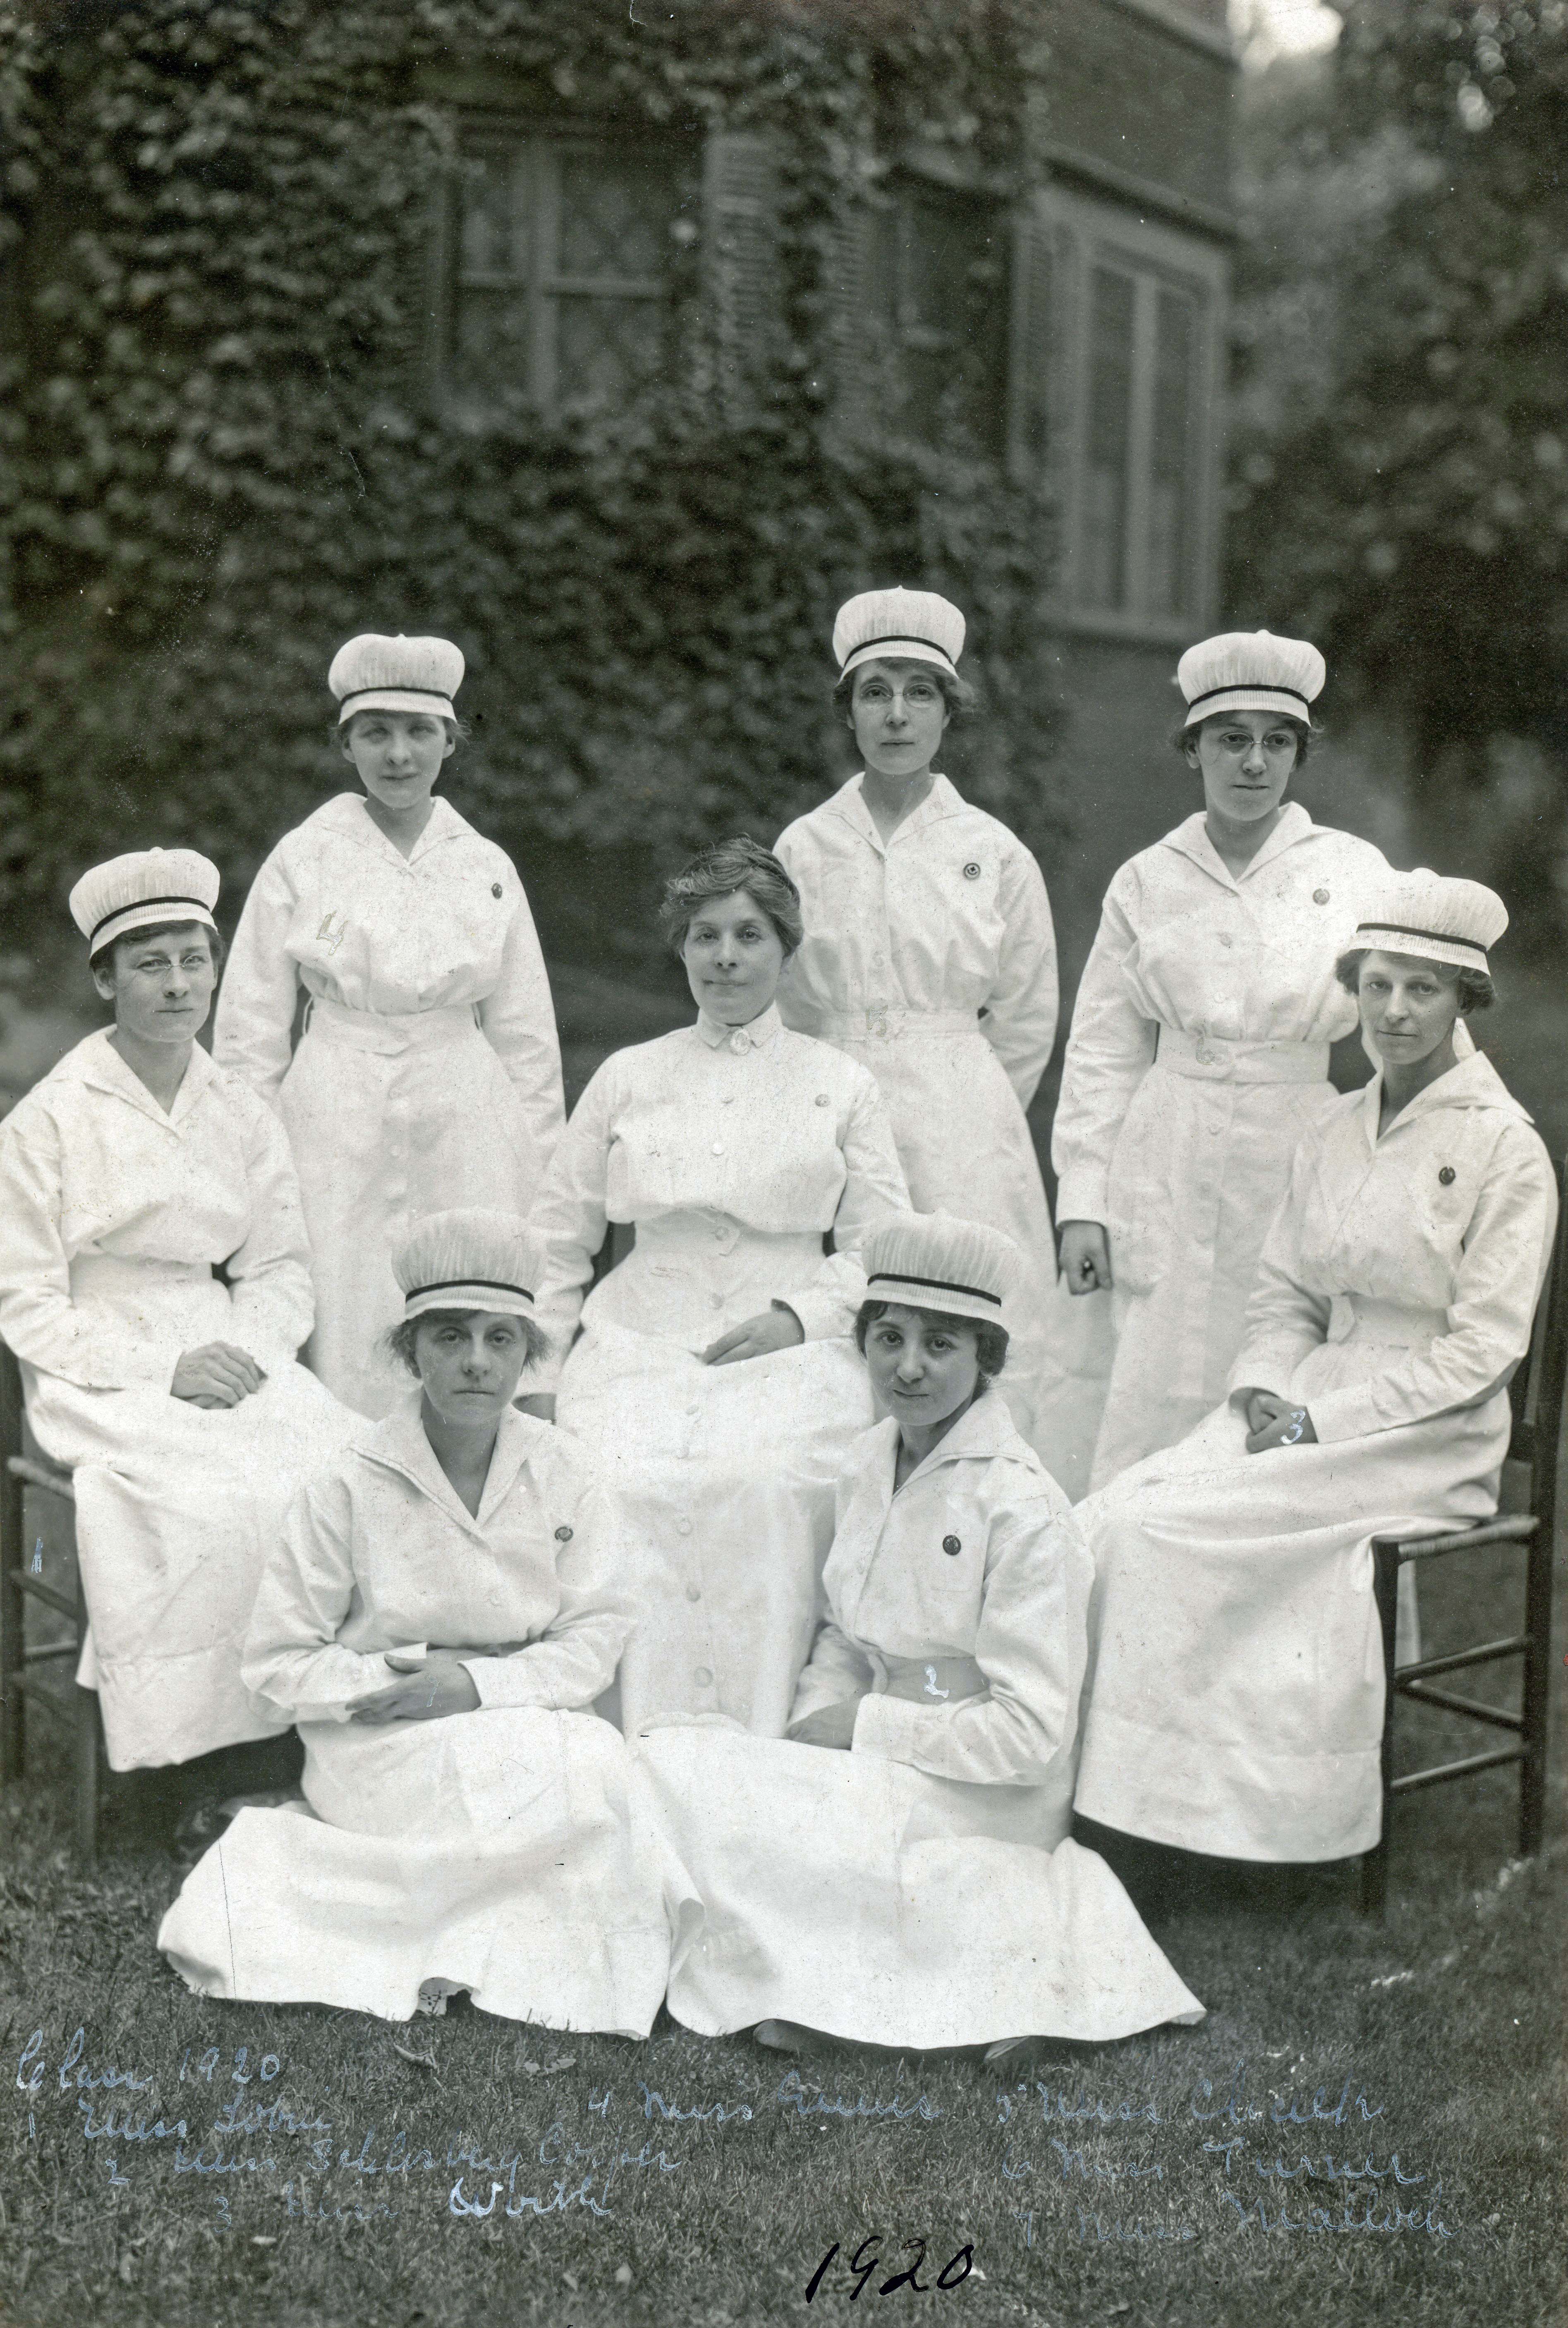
[635,1726,1204,2048]
[281,1000,541,1419]
[23,1274,357,1770]
[1074,1327,1509,1861]
[559,1319,873,1737]
[158,1706,669,2032]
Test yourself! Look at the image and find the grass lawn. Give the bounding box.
[2,1510,1563,2328]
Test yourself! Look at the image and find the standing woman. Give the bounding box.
[215,634,565,1418]
[527,836,910,1738]
[1052,630,1391,1490]
[0,851,357,1773]
[774,588,1084,1482]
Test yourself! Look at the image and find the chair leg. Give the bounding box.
[1362,1540,1402,1918]
[0,1354,26,1784]
[75,1686,100,1865]
[1519,1525,1552,1857]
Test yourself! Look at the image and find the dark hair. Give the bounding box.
[1171,711,1317,766]
[1334,947,1496,1014]
[658,836,804,962]
[89,919,227,985]
[385,1307,551,1377]
[854,1298,1008,1384]
[833,657,977,723]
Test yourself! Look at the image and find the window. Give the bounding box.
[865,180,1010,460]
[1026,184,1226,635]
[443,131,682,414]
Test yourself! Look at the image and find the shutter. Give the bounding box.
[1007,196,1056,483]
[826,194,882,443]
[702,129,781,426]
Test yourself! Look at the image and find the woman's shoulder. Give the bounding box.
[776,778,864,852]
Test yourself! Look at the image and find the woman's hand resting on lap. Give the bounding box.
[702,1307,804,1367]
[1058,1221,1113,1295]
[349,1650,482,1724]
[1243,1389,1318,1454]
[171,1342,267,1408]
[790,1697,862,1751]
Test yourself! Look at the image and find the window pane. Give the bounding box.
[555,297,666,406]
[885,187,1007,458]
[452,148,533,400]
[1082,266,1135,610]
[1148,286,1196,617]
[557,152,673,283]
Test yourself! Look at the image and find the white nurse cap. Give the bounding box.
[69,846,221,955]
[329,632,464,724]
[861,1211,1021,1336]
[1175,629,1326,728]
[833,588,966,682]
[394,1209,545,1322]
[1355,869,1508,975]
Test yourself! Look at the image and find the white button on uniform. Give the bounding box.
[1219,934,1233,948]
[712,1142,724,1156]
[685,1584,701,1603]
[694,1666,713,1686]
[729,1032,748,1055]
[677,1518,693,1536]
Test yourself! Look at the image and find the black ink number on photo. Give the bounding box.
[805,2235,974,2300]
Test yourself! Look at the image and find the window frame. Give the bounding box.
[857,167,1015,465]
[1029,181,1228,642]
[426,114,689,423]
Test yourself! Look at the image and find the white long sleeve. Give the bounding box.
[1051,880,1157,1224]
[475,882,566,1173]
[981,845,1059,1109]
[213,850,302,1103]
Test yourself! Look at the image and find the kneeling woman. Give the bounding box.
[636,1214,1203,2053]
[1074,874,1557,1864]
[159,1212,668,2033]
[0,850,358,1774]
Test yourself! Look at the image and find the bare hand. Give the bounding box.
[515,1394,556,1423]
[348,1650,482,1724]
[171,1342,268,1408]
[1244,1389,1319,1454]
[702,1307,804,1367]
[790,1697,862,1751]
[1058,1221,1112,1295]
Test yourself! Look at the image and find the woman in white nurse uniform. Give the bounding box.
[637,1213,1203,2054]
[1053,630,1392,1490]
[527,836,910,1739]
[159,1211,667,2034]
[214,634,565,1418]
[0,851,357,1772]
[1074,875,1556,1865]
[774,590,1091,1487]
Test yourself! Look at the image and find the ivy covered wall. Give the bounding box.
[0,0,1068,970]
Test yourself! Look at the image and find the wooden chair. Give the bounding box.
[1360,1159,1566,1916]
[0,1342,105,1861]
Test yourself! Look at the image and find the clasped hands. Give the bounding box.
[171,1342,268,1408]
[1242,1388,1318,1454]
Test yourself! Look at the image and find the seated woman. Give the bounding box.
[1074,872,1557,1866]
[158,1211,668,2033]
[635,1213,1204,2055]
[0,849,358,1778]
[527,836,910,1737]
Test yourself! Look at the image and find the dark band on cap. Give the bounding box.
[339,685,453,711]
[843,632,957,666]
[1183,681,1312,717]
[407,1276,534,1303]
[1355,920,1488,956]
[89,894,212,945]
[867,1269,1002,1307]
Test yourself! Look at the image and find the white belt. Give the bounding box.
[633,1212,826,1269]
[302,994,481,1055]
[1155,1028,1329,1085]
[816,1008,979,1044]
[1338,1293,1448,1345]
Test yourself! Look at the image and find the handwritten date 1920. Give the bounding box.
[805,2235,975,2302]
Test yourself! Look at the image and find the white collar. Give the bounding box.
[1363,1045,1535,1145]
[71,1026,218,1128]
[694,1001,784,1054]
[355,1392,540,1533]
[1160,800,1317,889]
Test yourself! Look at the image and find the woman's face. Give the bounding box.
[1185,711,1299,825]
[340,711,454,817]
[415,1311,531,1427]
[93,924,215,1046]
[681,888,786,1025]
[864,1303,982,1430]
[1357,951,1463,1069]
[849,659,950,787]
